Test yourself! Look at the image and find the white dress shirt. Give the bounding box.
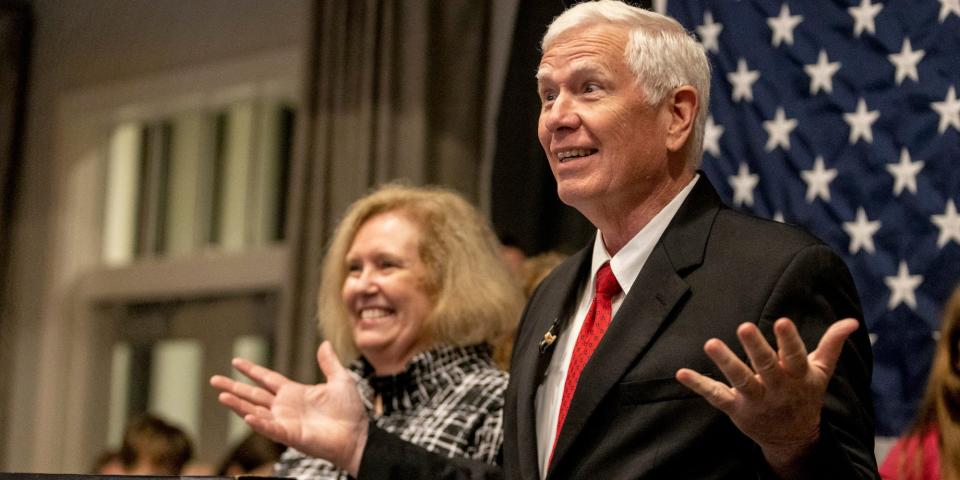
[534,175,700,477]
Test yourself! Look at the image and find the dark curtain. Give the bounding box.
[0,0,31,468]
[490,0,589,257]
[277,0,490,380]
[490,0,652,256]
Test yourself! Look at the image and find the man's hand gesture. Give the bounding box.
[676,317,859,478]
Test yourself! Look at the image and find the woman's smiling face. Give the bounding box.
[341,211,434,375]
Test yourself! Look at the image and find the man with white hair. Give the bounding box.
[213,1,879,478]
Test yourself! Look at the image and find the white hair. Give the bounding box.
[542,0,711,167]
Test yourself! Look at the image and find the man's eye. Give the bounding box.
[584,83,599,93]
[347,262,362,274]
[541,91,557,102]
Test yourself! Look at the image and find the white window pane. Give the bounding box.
[103,123,142,266]
[227,335,270,443]
[218,101,256,252]
[107,343,132,447]
[233,335,269,366]
[166,112,216,255]
[149,339,203,440]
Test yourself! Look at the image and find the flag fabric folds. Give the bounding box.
[668,0,960,436]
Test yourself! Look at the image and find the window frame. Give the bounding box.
[28,47,301,472]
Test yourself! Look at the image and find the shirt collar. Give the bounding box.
[590,174,700,294]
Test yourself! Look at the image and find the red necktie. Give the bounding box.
[551,262,621,459]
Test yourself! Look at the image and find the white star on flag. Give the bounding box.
[696,11,723,53]
[728,58,760,102]
[804,49,841,94]
[940,0,960,22]
[932,200,960,248]
[888,38,925,85]
[801,156,838,203]
[932,85,960,134]
[886,148,924,196]
[703,115,724,157]
[843,98,880,144]
[729,162,759,207]
[763,107,797,151]
[767,3,803,47]
[884,261,923,310]
[843,207,882,254]
[848,0,884,37]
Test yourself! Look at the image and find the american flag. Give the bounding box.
[667,0,960,436]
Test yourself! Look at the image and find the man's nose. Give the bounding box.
[544,93,581,132]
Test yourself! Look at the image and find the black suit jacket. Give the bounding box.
[360,177,878,479]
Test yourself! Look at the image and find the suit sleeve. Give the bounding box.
[358,422,504,480]
[755,244,879,479]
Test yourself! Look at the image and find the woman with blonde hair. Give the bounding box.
[881,285,960,479]
[213,184,524,479]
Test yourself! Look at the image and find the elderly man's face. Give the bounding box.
[537,24,672,214]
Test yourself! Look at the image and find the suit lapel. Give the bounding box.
[511,245,592,480]
[547,175,723,474]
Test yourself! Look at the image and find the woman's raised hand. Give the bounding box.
[210,341,369,476]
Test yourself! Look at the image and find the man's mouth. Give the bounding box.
[557,148,598,163]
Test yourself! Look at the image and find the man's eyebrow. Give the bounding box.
[535,62,606,83]
[535,67,551,82]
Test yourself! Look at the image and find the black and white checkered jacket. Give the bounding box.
[275,343,507,479]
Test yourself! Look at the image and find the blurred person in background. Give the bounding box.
[89,449,124,475]
[881,285,960,480]
[212,183,525,479]
[521,251,566,299]
[119,413,193,475]
[498,234,528,278]
[495,251,567,369]
[217,432,286,476]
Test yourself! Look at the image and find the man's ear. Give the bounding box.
[665,85,698,153]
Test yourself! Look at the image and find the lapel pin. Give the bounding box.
[539,320,559,354]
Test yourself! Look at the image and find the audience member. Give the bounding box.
[90,449,124,475]
[498,234,528,277]
[119,413,193,475]
[217,432,286,476]
[495,251,567,369]
[521,251,566,298]
[881,285,960,480]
